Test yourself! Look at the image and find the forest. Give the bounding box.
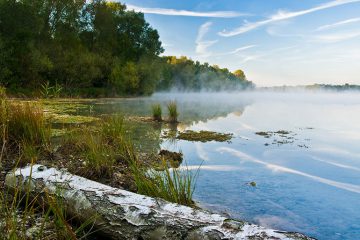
[0,0,252,97]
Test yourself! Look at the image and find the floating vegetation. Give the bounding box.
[43,100,90,115]
[256,129,311,148]
[126,116,158,123]
[255,131,272,138]
[274,130,291,135]
[159,150,183,168]
[49,114,99,124]
[173,130,233,143]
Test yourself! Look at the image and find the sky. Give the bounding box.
[118,0,360,86]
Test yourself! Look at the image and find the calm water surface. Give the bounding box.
[89,92,360,240]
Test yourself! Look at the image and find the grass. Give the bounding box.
[0,165,96,240]
[0,96,51,167]
[61,115,131,179]
[167,101,178,123]
[8,103,50,145]
[0,90,199,237]
[151,104,162,121]
[128,157,198,206]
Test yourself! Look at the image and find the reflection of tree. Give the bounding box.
[93,95,251,124]
[93,94,252,153]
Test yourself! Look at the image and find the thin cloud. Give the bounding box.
[312,31,360,43]
[316,17,360,31]
[126,4,247,18]
[219,0,360,37]
[229,45,257,54]
[218,147,360,194]
[196,22,218,56]
[237,46,297,64]
[212,45,257,57]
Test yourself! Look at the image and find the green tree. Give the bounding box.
[110,61,139,95]
[233,69,246,79]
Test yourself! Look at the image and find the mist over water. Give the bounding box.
[154,91,360,240]
[90,90,360,239]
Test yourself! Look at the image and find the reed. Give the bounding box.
[167,101,178,123]
[151,104,162,121]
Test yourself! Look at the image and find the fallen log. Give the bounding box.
[5,165,314,240]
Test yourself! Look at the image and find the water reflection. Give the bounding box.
[65,92,360,240]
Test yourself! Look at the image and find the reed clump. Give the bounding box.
[0,95,50,166]
[167,101,178,123]
[151,104,162,121]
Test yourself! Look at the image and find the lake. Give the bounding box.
[83,91,360,240]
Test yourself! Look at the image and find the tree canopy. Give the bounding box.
[0,0,252,97]
[157,56,253,91]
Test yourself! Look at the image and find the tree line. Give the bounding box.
[0,0,253,97]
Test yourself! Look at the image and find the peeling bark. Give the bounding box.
[5,165,315,240]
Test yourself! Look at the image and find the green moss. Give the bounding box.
[175,130,233,142]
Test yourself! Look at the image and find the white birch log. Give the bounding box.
[5,165,315,240]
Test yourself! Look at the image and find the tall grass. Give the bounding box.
[0,164,95,239]
[128,158,198,206]
[167,101,178,123]
[8,103,50,146]
[63,115,131,178]
[0,86,6,99]
[0,97,50,166]
[151,104,162,121]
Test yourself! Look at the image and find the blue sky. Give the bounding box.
[119,0,360,86]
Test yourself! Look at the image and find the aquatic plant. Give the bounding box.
[40,82,63,99]
[176,130,233,142]
[167,101,178,123]
[255,131,272,138]
[151,104,162,121]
